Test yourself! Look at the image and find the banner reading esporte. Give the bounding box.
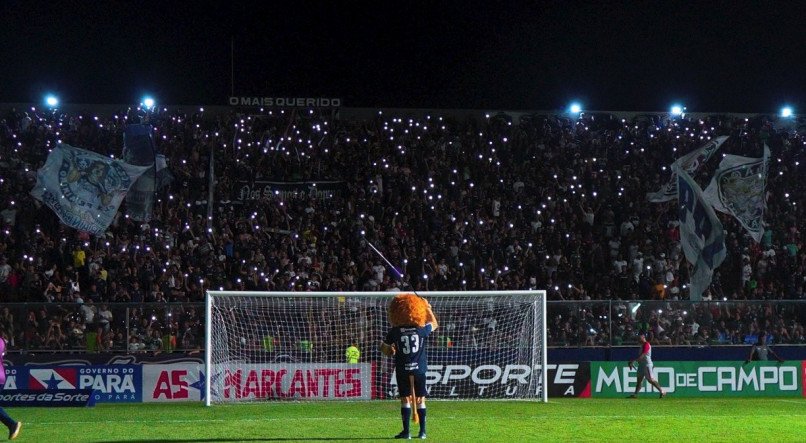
[591,361,802,397]
[385,362,591,399]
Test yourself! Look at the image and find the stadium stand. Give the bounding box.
[0,106,803,352]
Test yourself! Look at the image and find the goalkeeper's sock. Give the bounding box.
[417,408,427,435]
[0,407,15,430]
[401,406,411,434]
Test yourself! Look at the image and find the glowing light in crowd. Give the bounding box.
[142,96,155,108]
[45,95,59,107]
[670,105,684,116]
[780,106,793,118]
[568,103,582,114]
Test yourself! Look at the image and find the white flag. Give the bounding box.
[702,145,769,243]
[30,144,150,235]
[673,163,726,301]
[647,136,728,202]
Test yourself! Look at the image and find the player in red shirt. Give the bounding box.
[628,332,666,399]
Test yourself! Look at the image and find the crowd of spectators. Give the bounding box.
[0,104,804,353]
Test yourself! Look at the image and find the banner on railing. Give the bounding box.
[385,362,591,399]
[143,363,204,402]
[216,363,372,400]
[0,389,95,407]
[228,97,341,108]
[5,364,142,403]
[233,180,346,203]
[591,361,803,397]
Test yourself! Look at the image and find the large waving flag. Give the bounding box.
[122,124,157,222]
[702,145,769,243]
[647,136,728,202]
[30,144,150,235]
[674,162,726,301]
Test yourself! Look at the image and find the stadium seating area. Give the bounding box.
[0,106,804,352]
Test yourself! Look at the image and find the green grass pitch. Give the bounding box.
[11,398,806,442]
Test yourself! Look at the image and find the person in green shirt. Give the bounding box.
[345,341,360,363]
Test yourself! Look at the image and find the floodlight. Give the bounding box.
[781,106,793,118]
[142,96,155,109]
[569,103,582,114]
[45,95,59,107]
[670,105,684,116]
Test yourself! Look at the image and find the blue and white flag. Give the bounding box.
[30,144,150,235]
[702,145,769,243]
[123,124,157,222]
[674,163,726,301]
[647,136,728,202]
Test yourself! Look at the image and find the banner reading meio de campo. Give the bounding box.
[591,361,803,397]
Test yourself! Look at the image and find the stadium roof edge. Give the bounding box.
[0,103,800,124]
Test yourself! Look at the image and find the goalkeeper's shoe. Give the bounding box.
[394,431,411,439]
[417,431,427,439]
[659,391,666,399]
[9,422,21,440]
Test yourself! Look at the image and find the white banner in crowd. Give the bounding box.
[702,145,769,243]
[30,144,150,235]
[647,135,728,202]
[674,163,727,301]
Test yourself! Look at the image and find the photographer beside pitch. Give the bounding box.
[0,330,21,440]
[380,294,438,440]
[627,331,666,399]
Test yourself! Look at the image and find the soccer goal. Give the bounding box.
[205,290,547,405]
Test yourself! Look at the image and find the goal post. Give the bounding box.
[205,290,547,405]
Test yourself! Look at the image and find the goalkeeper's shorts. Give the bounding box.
[637,364,654,379]
[397,371,427,398]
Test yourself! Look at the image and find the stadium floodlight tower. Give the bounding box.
[568,102,582,115]
[45,94,59,108]
[141,96,156,109]
[670,104,685,116]
[780,106,794,118]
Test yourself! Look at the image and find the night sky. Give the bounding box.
[2,1,805,112]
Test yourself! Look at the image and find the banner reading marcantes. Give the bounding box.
[216,363,372,400]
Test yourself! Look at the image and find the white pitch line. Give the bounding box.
[31,414,806,426]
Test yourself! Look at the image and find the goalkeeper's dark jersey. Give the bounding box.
[384,324,433,375]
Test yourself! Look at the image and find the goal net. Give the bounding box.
[205,290,547,405]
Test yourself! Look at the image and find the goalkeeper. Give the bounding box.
[380,294,438,440]
[627,331,666,399]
